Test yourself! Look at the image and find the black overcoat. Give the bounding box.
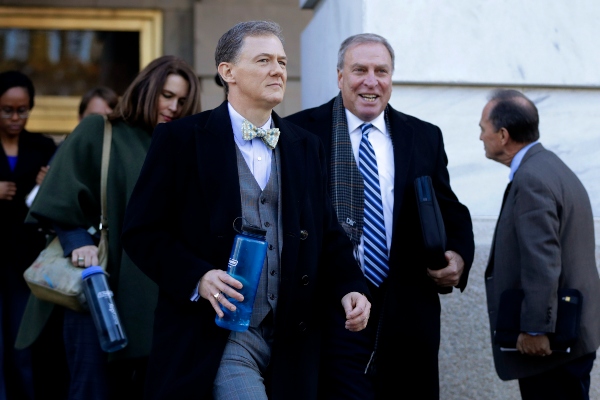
[121,101,369,400]
[286,97,475,399]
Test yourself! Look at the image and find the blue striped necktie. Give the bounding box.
[358,123,389,286]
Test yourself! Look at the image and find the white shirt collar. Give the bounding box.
[345,109,388,136]
[509,141,539,181]
[228,102,273,145]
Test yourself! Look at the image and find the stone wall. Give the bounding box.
[299,0,600,219]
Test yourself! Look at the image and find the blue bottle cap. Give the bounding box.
[242,224,267,237]
[81,266,105,279]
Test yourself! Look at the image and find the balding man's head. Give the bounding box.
[487,89,540,144]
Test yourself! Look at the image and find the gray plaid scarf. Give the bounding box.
[330,91,392,247]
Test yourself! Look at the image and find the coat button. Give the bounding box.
[268,244,274,250]
[270,269,276,276]
[264,222,271,227]
[301,275,309,285]
[260,198,266,204]
[300,230,308,240]
[268,293,275,300]
[298,321,307,332]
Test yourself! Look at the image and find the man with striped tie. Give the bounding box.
[286,33,475,400]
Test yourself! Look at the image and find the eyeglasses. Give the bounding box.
[0,107,30,119]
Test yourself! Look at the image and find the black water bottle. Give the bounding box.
[81,266,128,352]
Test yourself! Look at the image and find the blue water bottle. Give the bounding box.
[81,266,128,352]
[215,224,268,332]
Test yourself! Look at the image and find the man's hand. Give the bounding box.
[517,333,552,357]
[199,270,243,318]
[427,250,464,287]
[0,181,16,200]
[341,292,371,332]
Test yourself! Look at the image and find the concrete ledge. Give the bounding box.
[439,217,600,399]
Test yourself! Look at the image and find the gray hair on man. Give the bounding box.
[337,33,395,71]
[214,20,285,93]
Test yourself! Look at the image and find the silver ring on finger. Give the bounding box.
[213,292,220,300]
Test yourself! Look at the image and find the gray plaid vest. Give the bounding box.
[234,145,282,327]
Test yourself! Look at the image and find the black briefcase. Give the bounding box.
[414,176,447,270]
[494,288,582,352]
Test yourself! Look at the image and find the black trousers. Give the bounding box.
[31,307,147,400]
[318,281,382,400]
[1,264,34,400]
[318,279,441,400]
[518,352,596,400]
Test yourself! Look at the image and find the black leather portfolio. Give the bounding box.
[414,176,447,271]
[494,288,583,352]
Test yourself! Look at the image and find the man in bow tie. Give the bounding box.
[121,20,371,400]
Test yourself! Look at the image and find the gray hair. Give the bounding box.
[487,89,540,144]
[215,20,285,93]
[337,33,395,71]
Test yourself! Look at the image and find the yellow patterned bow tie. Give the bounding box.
[241,119,280,150]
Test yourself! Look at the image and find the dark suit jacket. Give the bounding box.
[485,143,600,380]
[121,101,369,400]
[286,97,474,398]
[0,130,56,269]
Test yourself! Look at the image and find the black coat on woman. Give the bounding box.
[0,129,55,271]
[0,129,55,398]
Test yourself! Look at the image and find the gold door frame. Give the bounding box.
[0,7,163,134]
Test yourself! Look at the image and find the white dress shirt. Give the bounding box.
[345,109,395,270]
[228,103,272,190]
[191,104,274,301]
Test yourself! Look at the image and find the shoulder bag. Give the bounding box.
[23,116,112,312]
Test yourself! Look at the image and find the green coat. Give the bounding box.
[16,115,157,361]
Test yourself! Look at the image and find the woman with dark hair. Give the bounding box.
[15,55,201,400]
[78,86,119,121]
[0,70,56,400]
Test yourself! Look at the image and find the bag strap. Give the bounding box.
[100,115,112,231]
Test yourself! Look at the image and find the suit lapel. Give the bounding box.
[273,112,308,289]
[273,112,306,239]
[486,143,544,275]
[195,102,242,233]
[388,106,415,244]
[307,98,336,156]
